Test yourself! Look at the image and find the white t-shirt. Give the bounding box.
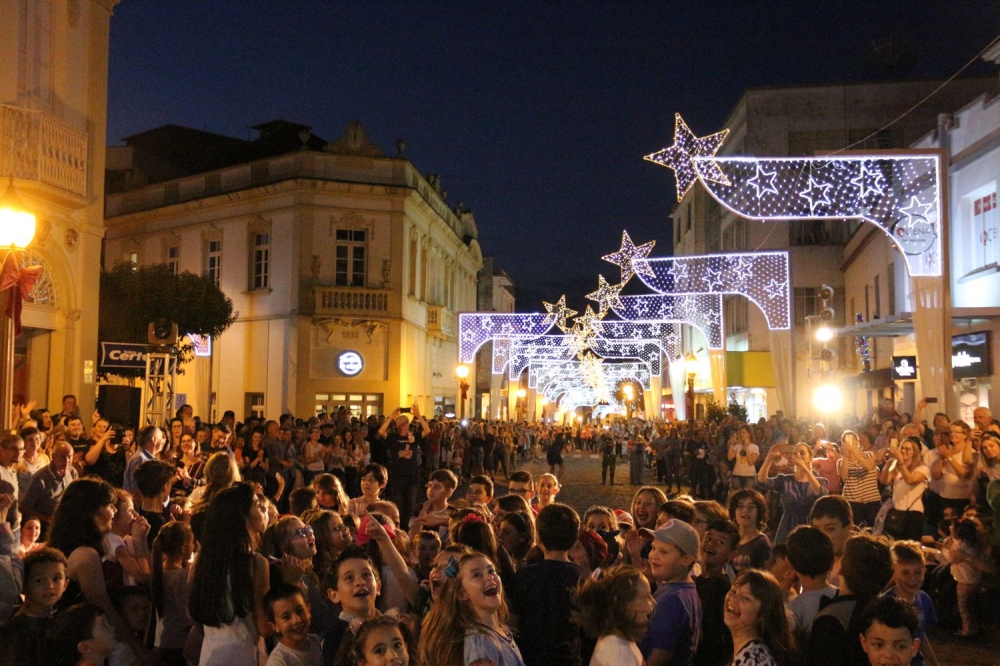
[732,444,759,477]
[590,634,642,666]
[891,464,930,512]
[925,449,974,499]
[265,635,322,666]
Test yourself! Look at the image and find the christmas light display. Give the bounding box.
[645,113,730,201]
[854,312,872,372]
[635,251,791,330]
[585,275,624,317]
[602,230,656,283]
[458,312,557,362]
[690,154,942,276]
[543,295,578,332]
[610,293,723,348]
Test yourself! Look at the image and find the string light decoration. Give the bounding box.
[585,275,624,317]
[610,293,724,349]
[458,312,557,362]
[690,154,942,276]
[543,295,578,332]
[645,113,730,201]
[854,312,872,372]
[602,230,656,283]
[635,251,791,330]
[593,320,683,362]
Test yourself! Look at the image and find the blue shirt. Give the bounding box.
[639,581,702,666]
[123,448,154,494]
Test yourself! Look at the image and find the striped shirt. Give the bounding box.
[838,451,882,503]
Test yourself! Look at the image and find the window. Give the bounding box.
[794,287,844,327]
[244,393,265,420]
[408,234,418,296]
[250,232,270,290]
[789,220,847,246]
[887,263,896,317]
[722,218,746,251]
[167,246,180,274]
[973,192,999,270]
[334,229,366,286]
[724,296,748,335]
[17,0,53,107]
[205,239,222,285]
[874,274,881,320]
[787,130,843,156]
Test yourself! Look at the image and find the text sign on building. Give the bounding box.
[891,356,918,380]
[99,342,149,370]
[337,350,364,377]
[952,332,992,380]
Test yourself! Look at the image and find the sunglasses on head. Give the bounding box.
[293,525,314,540]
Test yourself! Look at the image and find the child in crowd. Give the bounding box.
[104,488,151,587]
[507,503,583,666]
[289,487,318,517]
[498,512,535,572]
[417,551,524,666]
[939,517,994,638]
[694,519,738,666]
[48,603,117,666]
[0,548,68,665]
[637,519,703,666]
[785,525,837,645]
[883,541,938,666]
[133,459,177,547]
[572,564,654,666]
[658,499,696,528]
[806,533,894,666]
[535,473,561,511]
[860,596,922,666]
[336,613,416,666]
[109,586,152,666]
[466,474,494,506]
[568,529,608,580]
[809,495,854,588]
[321,547,382,665]
[507,471,535,506]
[413,531,442,581]
[691,500,728,538]
[17,517,42,559]
[265,583,322,666]
[767,544,798,603]
[313,474,350,515]
[728,488,773,572]
[408,469,457,540]
[347,464,387,518]
[151,521,195,666]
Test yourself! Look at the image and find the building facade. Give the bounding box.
[0,0,118,417]
[671,76,996,419]
[105,120,482,421]
[473,257,516,420]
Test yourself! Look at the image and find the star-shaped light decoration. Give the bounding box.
[747,163,779,198]
[602,230,656,284]
[543,295,578,332]
[702,265,725,291]
[897,195,933,225]
[798,176,833,215]
[585,275,623,317]
[764,278,788,300]
[645,113,730,202]
[850,162,886,201]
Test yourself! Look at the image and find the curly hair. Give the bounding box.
[48,477,116,559]
[336,613,416,666]
[417,552,510,666]
[731,569,794,666]
[728,488,769,532]
[572,564,649,641]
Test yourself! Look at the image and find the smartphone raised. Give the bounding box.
[399,407,412,414]
[925,397,938,403]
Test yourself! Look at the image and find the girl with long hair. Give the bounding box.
[151,521,194,666]
[572,565,653,666]
[724,569,794,666]
[48,477,154,664]
[188,483,270,665]
[417,551,524,666]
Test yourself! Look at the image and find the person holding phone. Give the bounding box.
[838,430,883,528]
[377,404,430,530]
[83,423,128,488]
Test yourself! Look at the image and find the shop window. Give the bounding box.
[972,192,999,270]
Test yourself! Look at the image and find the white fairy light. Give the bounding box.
[645,113,730,201]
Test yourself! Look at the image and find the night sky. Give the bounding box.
[108,2,999,311]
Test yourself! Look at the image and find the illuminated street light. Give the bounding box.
[813,384,843,414]
[455,364,470,419]
[0,177,37,249]
[684,352,698,421]
[815,325,835,343]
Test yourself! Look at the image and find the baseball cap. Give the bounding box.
[639,519,701,560]
[613,509,635,529]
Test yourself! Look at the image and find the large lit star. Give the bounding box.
[798,176,833,215]
[585,275,623,317]
[645,113,730,201]
[543,295,578,332]
[602,230,656,284]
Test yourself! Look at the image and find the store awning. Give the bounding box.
[726,351,775,387]
[836,308,1000,338]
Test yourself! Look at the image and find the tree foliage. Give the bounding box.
[728,400,749,423]
[99,262,238,377]
[705,398,728,423]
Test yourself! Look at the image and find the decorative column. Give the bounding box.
[709,349,727,408]
[769,329,794,417]
[911,276,954,415]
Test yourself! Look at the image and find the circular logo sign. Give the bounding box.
[337,351,364,377]
[892,214,936,256]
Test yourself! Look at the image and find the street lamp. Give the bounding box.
[623,384,634,419]
[0,177,37,432]
[516,387,527,421]
[540,396,549,422]
[684,352,698,422]
[455,364,470,420]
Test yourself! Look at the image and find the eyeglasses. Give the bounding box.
[331,524,351,534]
[507,488,530,496]
[293,526,314,540]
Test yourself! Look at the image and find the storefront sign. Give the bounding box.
[337,350,364,377]
[99,342,149,370]
[952,332,992,379]
[891,356,917,380]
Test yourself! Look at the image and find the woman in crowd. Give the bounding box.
[756,443,825,544]
[48,477,155,664]
[728,424,760,493]
[630,486,668,531]
[724,569,793,666]
[189,483,270,665]
[174,431,206,495]
[838,430,883,528]
[879,436,930,541]
[925,420,976,527]
[82,423,126,488]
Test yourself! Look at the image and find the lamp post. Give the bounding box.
[684,352,698,422]
[623,384,634,420]
[540,396,549,422]
[516,387,527,421]
[455,364,470,420]
[0,177,37,432]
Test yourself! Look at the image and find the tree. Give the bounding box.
[705,398,727,424]
[728,400,749,424]
[99,263,238,378]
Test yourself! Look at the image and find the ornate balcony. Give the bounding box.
[311,285,391,316]
[426,305,456,338]
[0,105,88,199]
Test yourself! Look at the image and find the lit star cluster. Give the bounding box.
[645,113,730,201]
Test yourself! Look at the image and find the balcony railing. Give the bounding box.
[0,105,88,198]
[426,305,456,337]
[313,286,391,316]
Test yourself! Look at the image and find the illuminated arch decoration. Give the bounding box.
[609,293,723,349]
[458,312,557,362]
[633,252,791,330]
[691,155,941,276]
[591,320,682,362]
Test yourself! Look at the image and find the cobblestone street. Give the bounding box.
[489,451,1000,666]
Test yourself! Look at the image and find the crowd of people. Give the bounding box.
[0,393,993,666]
